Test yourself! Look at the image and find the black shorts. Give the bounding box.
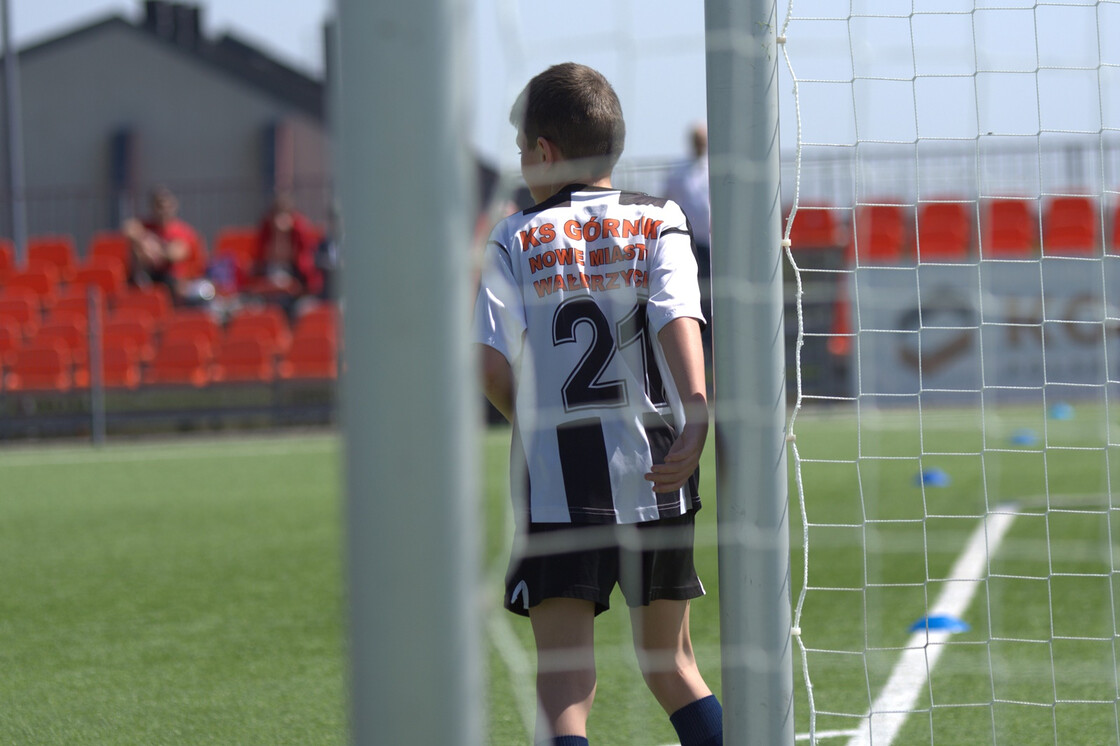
[504,511,705,617]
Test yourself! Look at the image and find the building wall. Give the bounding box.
[2,21,329,256]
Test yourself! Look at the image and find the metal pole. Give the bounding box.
[0,0,26,261]
[335,2,481,745]
[704,0,795,744]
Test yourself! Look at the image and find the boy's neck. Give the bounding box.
[545,175,613,200]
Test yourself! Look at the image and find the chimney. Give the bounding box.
[173,4,201,50]
[142,1,204,49]
[142,1,174,38]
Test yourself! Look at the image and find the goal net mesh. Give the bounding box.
[476,1,1120,743]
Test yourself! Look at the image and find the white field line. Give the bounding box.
[797,729,860,741]
[845,507,1018,746]
[0,432,337,467]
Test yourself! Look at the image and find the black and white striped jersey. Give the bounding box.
[475,183,705,525]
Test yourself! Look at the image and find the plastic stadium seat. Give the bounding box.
[848,203,911,264]
[103,316,156,363]
[98,337,142,390]
[144,337,211,387]
[112,285,172,327]
[161,308,220,353]
[213,226,258,272]
[26,235,77,282]
[224,305,291,355]
[980,199,1037,258]
[786,204,843,249]
[211,337,275,383]
[0,238,14,284]
[50,286,104,329]
[35,318,87,354]
[33,320,90,388]
[5,341,71,392]
[0,317,21,366]
[1112,202,1120,254]
[0,291,41,339]
[277,334,338,380]
[4,267,60,308]
[86,231,132,271]
[293,302,340,344]
[72,256,127,301]
[915,201,971,261]
[1043,195,1099,255]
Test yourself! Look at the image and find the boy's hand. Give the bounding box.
[648,316,708,493]
[645,421,707,493]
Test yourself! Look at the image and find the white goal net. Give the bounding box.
[781,1,1120,744]
[343,1,1120,744]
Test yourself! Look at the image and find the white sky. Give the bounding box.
[6,1,1117,173]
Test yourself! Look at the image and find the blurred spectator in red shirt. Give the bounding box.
[122,186,206,301]
[241,192,323,316]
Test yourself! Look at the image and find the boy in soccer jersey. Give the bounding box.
[475,62,722,746]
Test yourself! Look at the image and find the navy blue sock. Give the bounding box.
[540,737,588,746]
[669,694,723,746]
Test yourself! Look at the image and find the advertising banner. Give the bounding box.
[853,257,1120,404]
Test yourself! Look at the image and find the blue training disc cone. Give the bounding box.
[1010,428,1038,446]
[914,468,950,487]
[909,615,970,634]
[1049,402,1074,420]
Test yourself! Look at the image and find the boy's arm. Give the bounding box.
[478,343,515,422]
[645,316,708,492]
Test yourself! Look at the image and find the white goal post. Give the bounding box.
[705,0,797,745]
[336,1,482,745]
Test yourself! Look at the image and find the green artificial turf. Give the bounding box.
[0,434,347,746]
[3,401,1118,745]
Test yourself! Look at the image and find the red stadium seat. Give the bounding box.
[103,316,156,363]
[26,235,77,282]
[33,319,90,388]
[848,203,912,264]
[786,205,843,250]
[51,286,104,330]
[293,302,340,345]
[0,317,22,366]
[4,266,60,309]
[72,256,127,301]
[225,305,291,355]
[0,290,41,339]
[161,308,220,353]
[98,337,142,390]
[981,199,1038,258]
[213,226,258,272]
[211,337,275,383]
[5,341,71,392]
[144,337,211,387]
[86,231,132,271]
[1043,195,1098,255]
[277,334,338,380]
[112,285,173,327]
[1112,202,1120,254]
[0,238,14,284]
[915,201,971,261]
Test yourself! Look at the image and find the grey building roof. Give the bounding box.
[15,4,326,121]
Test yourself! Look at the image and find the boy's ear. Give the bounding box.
[537,137,563,164]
